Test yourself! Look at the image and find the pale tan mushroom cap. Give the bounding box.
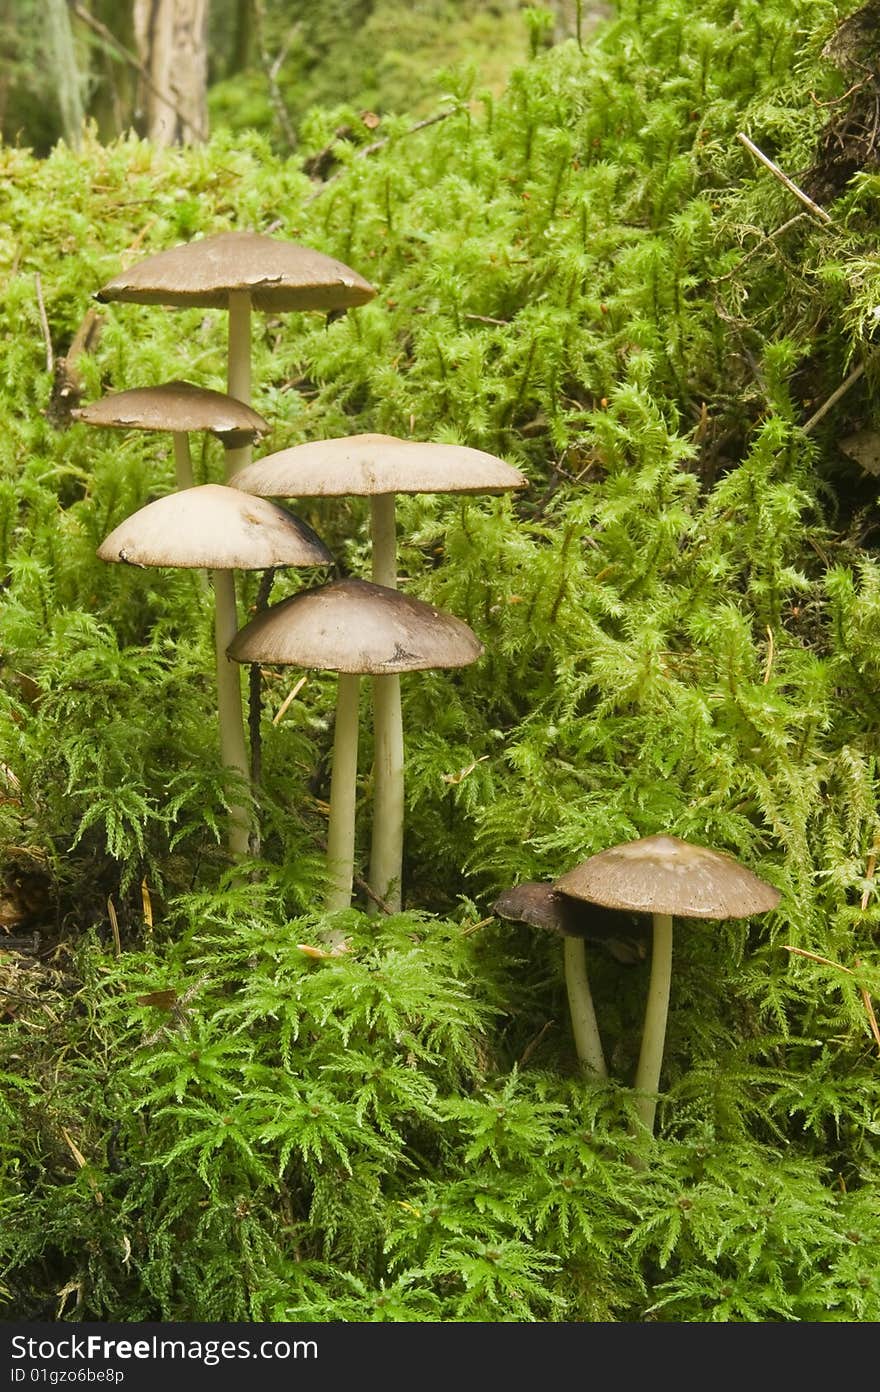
[97,484,332,570]
[72,382,269,447]
[228,577,484,674]
[228,433,528,498]
[96,231,376,311]
[553,834,780,920]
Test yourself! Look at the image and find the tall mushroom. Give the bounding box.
[228,577,483,916]
[553,835,780,1136]
[97,484,332,859]
[72,381,269,490]
[493,883,648,1078]
[95,231,376,474]
[228,433,527,910]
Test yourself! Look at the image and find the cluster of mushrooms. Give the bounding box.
[76,230,526,917]
[77,229,782,1143]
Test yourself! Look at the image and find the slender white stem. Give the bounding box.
[563,937,608,1077]
[325,672,361,912]
[225,290,252,478]
[211,569,251,860]
[370,494,398,588]
[369,675,404,912]
[172,432,195,490]
[368,493,405,912]
[633,912,674,1136]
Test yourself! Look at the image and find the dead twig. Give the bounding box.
[712,213,808,284]
[34,274,53,373]
[518,1020,555,1068]
[783,945,880,1054]
[802,362,865,435]
[304,108,457,204]
[737,131,834,224]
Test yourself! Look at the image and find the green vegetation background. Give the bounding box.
[2,0,880,1321]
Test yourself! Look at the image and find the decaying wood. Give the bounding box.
[45,307,103,429]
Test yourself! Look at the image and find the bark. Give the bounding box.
[133,0,210,145]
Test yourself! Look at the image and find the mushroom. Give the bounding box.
[228,433,527,910]
[553,834,780,1135]
[492,883,647,1078]
[72,381,269,490]
[97,484,332,859]
[95,231,376,475]
[227,577,483,915]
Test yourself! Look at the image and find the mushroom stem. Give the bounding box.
[368,492,405,912]
[211,568,252,860]
[225,290,253,478]
[325,672,361,912]
[369,673,404,913]
[563,937,608,1077]
[632,911,674,1136]
[370,494,397,588]
[172,432,195,490]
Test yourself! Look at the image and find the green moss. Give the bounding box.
[2,0,880,1322]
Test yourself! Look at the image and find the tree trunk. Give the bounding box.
[47,0,85,148]
[133,0,210,145]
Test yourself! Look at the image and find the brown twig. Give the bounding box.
[34,274,53,373]
[802,362,865,435]
[783,945,880,1054]
[518,1020,555,1068]
[854,958,880,1053]
[737,132,833,224]
[462,915,494,937]
[107,897,121,957]
[304,108,457,204]
[68,0,208,142]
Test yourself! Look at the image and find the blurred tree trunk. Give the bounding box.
[133,0,210,144]
[47,0,85,148]
[230,0,251,73]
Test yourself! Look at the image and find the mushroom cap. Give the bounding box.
[492,881,649,961]
[228,432,528,498]
[228,577,483,674]
[72,381,269,448]
[552,835,781,920]
[97,484,332,570]
[96,231,376,311]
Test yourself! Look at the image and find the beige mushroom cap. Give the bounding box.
[97,484,332,570]
[553,834,780,920]
[228,577,484,674]
[72,382,269,448]
[228,433,528,498]
[96,231,376,312]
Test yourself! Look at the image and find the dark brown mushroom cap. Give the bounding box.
[96,484,332,570]
[228,577,483,674]
[552,835,780,920]
[228,432,527,498]
[96,231,376,312]
[492,881,649,962]
[72,381,269,448]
